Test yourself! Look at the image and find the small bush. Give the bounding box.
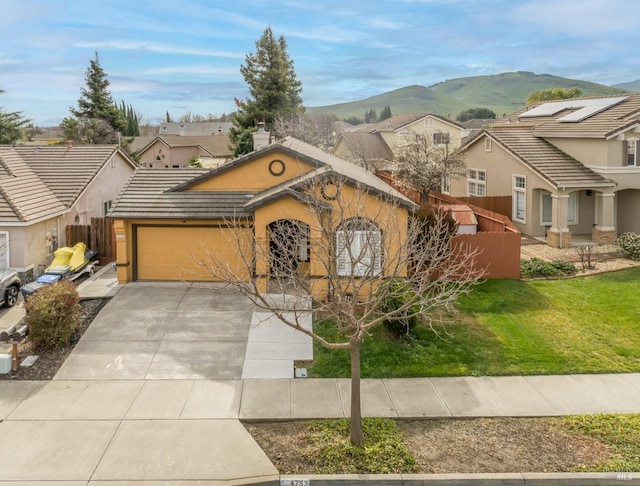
[549,259,578,275]
[377,278,420,337]
[618,232,640,261]
[24,280,80,350]
[520,257,576,279]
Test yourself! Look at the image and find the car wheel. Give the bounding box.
[3,286,18,308]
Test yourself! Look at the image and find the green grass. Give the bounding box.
[308,267,640,377]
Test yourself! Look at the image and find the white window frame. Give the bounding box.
[541,192,552,225]
[441,174,450,194]
[336,221,382,277]
[0,231,10,269]
[627,139,638,166]
[512,175,526,223]
[103,200,113,217]
[467,169,486,196]
[567,192,577,224]
[484,138,492,152]
[424,117,434,127]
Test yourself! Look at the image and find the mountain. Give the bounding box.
[308,71,628,120]
[613,79,640,91]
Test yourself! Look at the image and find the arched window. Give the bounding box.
[335,219,382,277]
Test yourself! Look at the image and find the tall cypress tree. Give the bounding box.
[230,27,304,156]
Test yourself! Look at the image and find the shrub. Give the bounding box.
[618,232,640,261]
[549,259,578,275]
[24,280,80,350]
[520,257,576,279]
[377,278,420,337]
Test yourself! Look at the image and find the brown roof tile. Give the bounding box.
[486,128,615,188]
[0,148,67,222]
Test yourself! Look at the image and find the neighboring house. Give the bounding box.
[159,122,233,136]
[0,144,136,277]
[109,137,418,300]
[136,135,232,169]
[450,94,640,248]
[333,113,468,171]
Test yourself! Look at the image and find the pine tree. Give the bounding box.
[230,27,304,156]
[378,105,392,121]
[62,52,126,143]
[0,90,30,144]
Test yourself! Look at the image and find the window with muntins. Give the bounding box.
[467,169,486,196]
[513,176,526,222]
[336,219,382,277]
[433,132,451,145]
[627,140,638,166]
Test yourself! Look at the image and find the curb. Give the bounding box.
[279,472,637,485]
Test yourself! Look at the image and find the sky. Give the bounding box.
[1,0,638,126]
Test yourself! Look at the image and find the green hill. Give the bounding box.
[308,71,628,120]
[613,79,640,91]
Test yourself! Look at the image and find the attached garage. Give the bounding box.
[134,224,253,281]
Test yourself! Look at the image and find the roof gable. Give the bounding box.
[13,145,136,208]
[484,128,614,189]
[0,147,67,222]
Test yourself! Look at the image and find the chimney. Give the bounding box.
[67,140,73,149]
[252,122,270,151]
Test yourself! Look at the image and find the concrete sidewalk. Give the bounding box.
[1,268,639,483]
[0,374,639,482]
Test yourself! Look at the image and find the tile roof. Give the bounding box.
[13,145,134,208]
[137,135,232,158]
[362,113,463,133]
[336,132,394,161]
[492,93,640,139]
[486,128,615,189]
[108,169,253,220]
[0,147,68,222]
[110,137,417,220]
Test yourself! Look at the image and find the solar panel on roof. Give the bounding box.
[520,97,628,122]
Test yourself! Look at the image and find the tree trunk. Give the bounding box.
[349,342,364,446]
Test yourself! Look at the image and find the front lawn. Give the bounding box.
[308,267,640,377]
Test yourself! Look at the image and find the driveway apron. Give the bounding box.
[55,282,255,380]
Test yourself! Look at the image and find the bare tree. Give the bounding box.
[392,132,467,201]
[195,175,482,446]
[272,112,338,150]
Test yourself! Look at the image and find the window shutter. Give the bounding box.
[336,231,349,276]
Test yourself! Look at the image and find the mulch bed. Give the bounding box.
[0,298,110,381]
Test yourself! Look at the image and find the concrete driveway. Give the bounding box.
[55,282,256,380]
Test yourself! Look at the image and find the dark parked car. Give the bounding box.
[0,269,21,308]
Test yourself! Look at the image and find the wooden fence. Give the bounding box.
[455,195,512,219]
[65,217,115,261]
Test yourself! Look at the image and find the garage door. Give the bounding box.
[135,226,252,281]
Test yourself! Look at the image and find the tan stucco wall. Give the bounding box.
[450,138,556,237]
[1,217,63,274]
[189,154,316,191]
[59,152,134,237]
[616,189,640,233]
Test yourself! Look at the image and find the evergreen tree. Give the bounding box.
[364,108,377,123]
[378,105,392,121]
[230,27,304,156]
[0,90,30,144]
[62,52,126,143]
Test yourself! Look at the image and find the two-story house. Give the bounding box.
[333,113,468,171]
[450,94,640,248]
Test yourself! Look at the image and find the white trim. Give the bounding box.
[512,175,526,223]
[0,210,69,227]
[0,231,10,268]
